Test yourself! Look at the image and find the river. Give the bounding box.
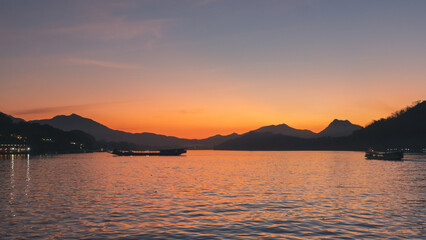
[1,151,424,239]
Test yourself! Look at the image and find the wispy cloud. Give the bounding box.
[48,18,171,40]
[12,102,125,116]
[67,58,139,70]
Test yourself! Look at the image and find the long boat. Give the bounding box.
[111,148,186,156]
[365,151,403,161]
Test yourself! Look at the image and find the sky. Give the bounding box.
[1,0,425,139]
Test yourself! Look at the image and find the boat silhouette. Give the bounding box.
[111,148,186,156]
[365,148,403,161]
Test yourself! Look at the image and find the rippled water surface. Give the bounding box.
[1,151,425,239]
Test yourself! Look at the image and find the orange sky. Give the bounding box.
[1,1,426,139]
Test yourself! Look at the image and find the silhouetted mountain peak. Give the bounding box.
[60,114,104,125]
[329,119,352,126]
[52,113,88,121]
[32,114,115,139]
[332,119,346,123]
[275,123,293,129]
[69,113,81,117]
[319,119,362,137]
[253,123,317,138]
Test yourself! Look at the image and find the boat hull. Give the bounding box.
[365,151,403,161]
[112,148,186,156]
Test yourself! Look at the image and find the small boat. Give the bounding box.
[365,150,403,161]
[111,148,186,156]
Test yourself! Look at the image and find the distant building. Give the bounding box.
[0,144,31,154]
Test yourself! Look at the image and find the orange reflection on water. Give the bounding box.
[0,151,424,239]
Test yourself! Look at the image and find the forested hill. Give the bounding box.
[350,100,426,150]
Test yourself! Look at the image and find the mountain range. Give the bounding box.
[31,114,238,149]
[251,120,362,138]
[216,101,426,151]
[29,114,361,149]
[2,101,424,151]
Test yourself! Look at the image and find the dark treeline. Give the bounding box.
[215,101,426,152]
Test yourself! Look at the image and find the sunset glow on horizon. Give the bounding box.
[1,0,426,139]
